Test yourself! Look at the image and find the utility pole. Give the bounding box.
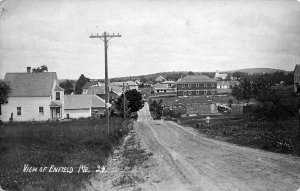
[90,32,121,134]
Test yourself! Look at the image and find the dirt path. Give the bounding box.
[135,103,300,191]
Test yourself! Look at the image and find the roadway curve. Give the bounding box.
[135,103,300,191]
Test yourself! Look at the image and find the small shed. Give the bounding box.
[64,95,105,119]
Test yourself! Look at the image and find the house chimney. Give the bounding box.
[27,67,31,73]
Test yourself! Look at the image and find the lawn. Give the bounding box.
[0,117,132,190]
[180,116,300,156]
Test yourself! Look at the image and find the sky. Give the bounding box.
[0,0,300,79]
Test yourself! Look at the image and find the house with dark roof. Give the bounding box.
[86,85,121,101]
[64,94,105,118]
[82,81,106,94]
[177,75,217,96]
[0,67,64,121]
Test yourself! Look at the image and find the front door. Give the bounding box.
[50,107,61,119]
[56,108,60,118]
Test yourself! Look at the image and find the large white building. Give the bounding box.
[0,67,64,122]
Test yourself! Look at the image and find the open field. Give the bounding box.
[180,116,300,156]
[0,118,132,190]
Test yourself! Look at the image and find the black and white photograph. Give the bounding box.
[0,0,300,190]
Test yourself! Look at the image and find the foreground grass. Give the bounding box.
[0,117,131,190]
[180,116,300,156]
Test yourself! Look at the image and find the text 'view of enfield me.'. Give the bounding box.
[0,0,300,191]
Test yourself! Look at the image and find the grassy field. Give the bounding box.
[149,95,246,107]
[0,117,132,190]
[180,116,300,156]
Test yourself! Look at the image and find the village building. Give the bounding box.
[82,81,105,94]
[85,85,119,101]
[177,75,217,96]
[64,94,105,119]
[217,80,239,89]
[0,67,64,121]
[153,83,177,94]
[126,81,139,90]
[110,85,123,96]
[161,80,176,88]
[294,65,300,92]
[155,75,165,83]
[111,81,138,90]
[214,70,228,80]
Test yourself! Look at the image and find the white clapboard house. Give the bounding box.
[0,67,64,122]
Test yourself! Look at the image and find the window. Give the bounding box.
[182,84,185,88]
[196,83,199,87]
[39,107,44,115]
[0,104,1,115]
[196,90,199,95]
[56,92,60,100]
[211,90,215,95]
[204,83,207,87]
[183,91,186,95]
[211,83,215,87]
[157,90,159,93]
[188,90,192,95]
[17,107,21,116]
[188,84,191,87]
[204,90,207,95]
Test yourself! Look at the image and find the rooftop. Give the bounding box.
[4,72,59,97]
[177,75,217,84]
[64,94,105,109]
[87,86,106,95]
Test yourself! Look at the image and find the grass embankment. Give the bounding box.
[180,116,300,156]
[112,131,152,188]
[0,118,131,190]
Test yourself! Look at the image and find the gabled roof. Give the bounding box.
[215,73,228,80]
[82,81,98,89]
[162,80,176,84]
[177,75,217,84]
[87,86,106,95]
[156,75,165,80]
[111,82,125,86]
[294,65,300,73]
[4,72,58,97]
[64,95,105,109]
[111,85,123,95]
[50,101,62,107]
[54,85,64,91]
[126,81,138,86]
[154,83,170,89]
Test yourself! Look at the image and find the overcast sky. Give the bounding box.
[0,0,300,79]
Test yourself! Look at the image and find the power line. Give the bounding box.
[89,31,121,134]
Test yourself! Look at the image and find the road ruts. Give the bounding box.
[135,103,300,191]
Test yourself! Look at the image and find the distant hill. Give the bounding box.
[225,68,289,74]
[58,68,291,84]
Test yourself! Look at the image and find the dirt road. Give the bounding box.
[135,103,300,191]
